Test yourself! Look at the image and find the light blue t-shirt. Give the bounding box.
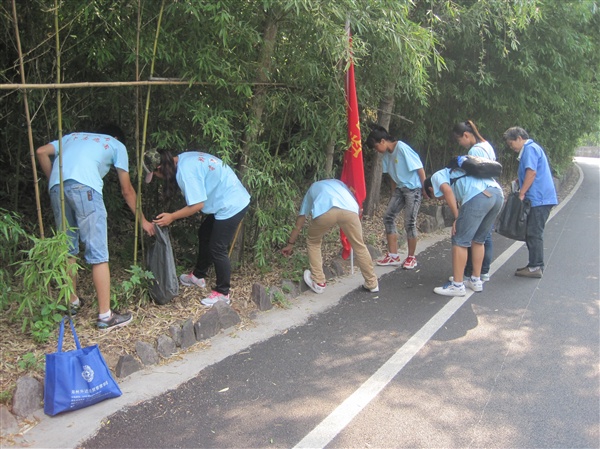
[176,152,250,220]
[431,167,501,206]
[48,132,128,193]
[299,179,359,218]
[382,141,423,189]
[518,140,557,207]
[469,141,496,161]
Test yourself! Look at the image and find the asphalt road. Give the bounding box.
[20,158,599,449]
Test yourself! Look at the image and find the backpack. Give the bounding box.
[445,155,502,185]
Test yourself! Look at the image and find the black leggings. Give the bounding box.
[192,205,248,295]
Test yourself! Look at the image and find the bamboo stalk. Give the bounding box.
[11,0,45,238]
[135,0,143,259]
[0,80,287,90]
[54,0,66,232]
[134,0,166,264]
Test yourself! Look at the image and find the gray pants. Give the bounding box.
[383,187,422,239]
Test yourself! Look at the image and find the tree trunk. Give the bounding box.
[239,12,278,174]
[324,136,336,177]
[364,81,395,217]
[233,10,279,265]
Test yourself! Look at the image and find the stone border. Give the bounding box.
[2,163,580,438]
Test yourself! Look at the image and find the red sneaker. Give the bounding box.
[376,254,401,266]
[402,256,418,270]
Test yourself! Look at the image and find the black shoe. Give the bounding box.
[69,298,84,316]
[97,311,133,331]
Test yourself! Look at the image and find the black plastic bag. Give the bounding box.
[146,224,179,304]
[495,192,531,241]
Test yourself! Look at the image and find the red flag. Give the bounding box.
[340,26,366,260]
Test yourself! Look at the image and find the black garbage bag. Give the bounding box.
[146,224,179,305]
[495,192,531,241]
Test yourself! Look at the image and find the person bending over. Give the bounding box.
[149,150,250,306]
[424,164,503,297]
[282,179,379,294]
[37,124,155,330]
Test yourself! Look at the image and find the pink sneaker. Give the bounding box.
[179,272,206,288]
[402,256,418,270]
[201,290,231,306]
[376,254,401,266]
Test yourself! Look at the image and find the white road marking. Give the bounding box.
[294,162,584,449]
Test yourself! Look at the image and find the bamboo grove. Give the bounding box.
[1,0,599,272]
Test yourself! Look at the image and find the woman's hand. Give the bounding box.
[282,244,294,257]
[153,212,174,227]
[142,218,156,236]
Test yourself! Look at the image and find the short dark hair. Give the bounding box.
[365,124,394,149]
[503,127,529,141]
[96,123,126,143]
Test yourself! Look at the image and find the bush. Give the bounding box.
[1,209,78,342]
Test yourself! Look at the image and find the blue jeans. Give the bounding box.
[50,181,109,264]
[453,187,504,248]
[526,205,553,269]
[192,205,248,295]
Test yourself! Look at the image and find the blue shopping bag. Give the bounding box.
[44,317,122,416]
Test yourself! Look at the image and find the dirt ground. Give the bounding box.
[0,163,580,411]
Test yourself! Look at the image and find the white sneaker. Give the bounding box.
[362,283,379,293]
[449,275,488,284]
[303,270,325,294]
[434,282,466,297]
[201,290,230,306]
[464,277,483,292]
[180,272,206,288]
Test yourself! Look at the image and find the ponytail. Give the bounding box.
[452,120,486,143]
[157,150,178,202]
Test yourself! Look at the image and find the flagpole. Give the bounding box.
[347,19,355,276]
[341,19,364,275]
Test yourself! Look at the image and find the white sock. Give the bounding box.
[453,282,464,287]
[389,253,399,257]
[98,310,112,321]
[71,298,80,306]
[471,276,481,281]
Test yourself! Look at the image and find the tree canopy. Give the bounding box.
[1,0,598,265]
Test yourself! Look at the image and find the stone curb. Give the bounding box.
[3,164,579,437]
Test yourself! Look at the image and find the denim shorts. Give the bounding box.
[50,180,109,264]
[452,187,503,247]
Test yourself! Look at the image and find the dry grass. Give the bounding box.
[0,197,395,405]
[0,166,578,408]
